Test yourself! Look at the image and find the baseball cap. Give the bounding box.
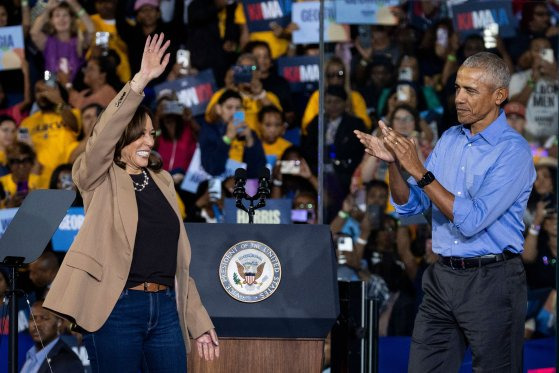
[134,0,159,11]
[504,102,525,118]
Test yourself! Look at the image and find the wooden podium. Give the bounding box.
[185,224,339,373]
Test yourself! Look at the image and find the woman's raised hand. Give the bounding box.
[131,33,171,93]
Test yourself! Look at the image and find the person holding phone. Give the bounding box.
[43,34,219,371]
[199,89,266,179]
[0,142,40,208]
[510,37,558,145]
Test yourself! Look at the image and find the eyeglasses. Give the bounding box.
[8,157,33,165]
[326,70,344,79]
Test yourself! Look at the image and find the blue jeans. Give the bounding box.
[83,288,186,373]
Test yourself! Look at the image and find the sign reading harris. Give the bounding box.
[243,0,292,32]
[154,69,217,117]
[334,0,399,25]
[277,56,319,92]
[223,198,292,224]
[291,1,350,45]
[451,1,516,39]
[0,26,24,71]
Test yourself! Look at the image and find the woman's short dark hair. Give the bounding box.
[114,105,162,171]
[218,89,242,105]
[49,163,73,189]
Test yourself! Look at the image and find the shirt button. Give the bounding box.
[457,191,462,195]
[454,240,458,244]
[468,143,472,147]
[461,166,465,171]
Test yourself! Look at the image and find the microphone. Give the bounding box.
[233,168,247,201]
[257,167,271,201]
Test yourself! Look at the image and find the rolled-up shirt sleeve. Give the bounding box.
[391,178,432,216]
[452,144,535,238]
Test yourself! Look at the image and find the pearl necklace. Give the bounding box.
[132,169,149,192]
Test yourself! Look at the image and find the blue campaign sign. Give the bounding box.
[243,0,292,32]
[0,207,84,252]
[451,1,517,39]
[223,198,292,224]
[276,56,319,92]
[52,207,84,251]
[334,0,399,25]
[154,69,217,116]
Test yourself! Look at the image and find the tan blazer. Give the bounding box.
[44,83,213,353]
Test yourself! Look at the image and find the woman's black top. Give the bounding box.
[125,170,179,288]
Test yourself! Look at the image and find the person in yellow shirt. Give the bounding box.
[20,81,80,189]
[0,142,42,208]
[87,0,131,82]
[302,56,371,134]
[258,105,292,162]
[234,2,298,59]
[205,53,282,134]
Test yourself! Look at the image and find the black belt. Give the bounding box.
[439,250,519,269]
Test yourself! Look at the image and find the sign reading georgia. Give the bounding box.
[219,240,281,303]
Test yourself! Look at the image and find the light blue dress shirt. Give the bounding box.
[20,337,60,373]
[392,111,536,257]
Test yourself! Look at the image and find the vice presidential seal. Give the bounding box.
[219,240,281,303]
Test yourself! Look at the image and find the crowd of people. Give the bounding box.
[0,0,557,370]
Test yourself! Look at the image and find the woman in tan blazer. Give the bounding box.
[44,34,219,372]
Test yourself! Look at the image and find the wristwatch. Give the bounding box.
[417,171,435,188]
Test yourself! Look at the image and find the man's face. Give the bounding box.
[325,94,345,120]
[370,65,392,88]
[367,186,388,207]
[34,81,59,111]
[259,112,284,144]
[29,304,60,346]
[217,98,242,123]
[29,261,53,288]
[7,149,33,182]
[454,67,504,126]
[95,0,116,19]
[530,4,551,34]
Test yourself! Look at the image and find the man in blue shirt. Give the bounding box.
[356,52,535,372]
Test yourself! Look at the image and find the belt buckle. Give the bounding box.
[450,257,465,270]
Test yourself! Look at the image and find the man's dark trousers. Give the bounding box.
[408,256,526,372]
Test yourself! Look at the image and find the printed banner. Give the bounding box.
[291,1,350,45]
[451,1,517,39]
[276,55,319,92]
[181,145,247,193]
[334,0,399,25]
[243,0,292,32]
[223,198,292,224]
[0,26,24,71]
[0,207,84,252]
[154,69,217,116]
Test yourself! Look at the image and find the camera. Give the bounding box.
[233,65,255,84]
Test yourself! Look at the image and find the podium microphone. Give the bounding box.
[257,167,271,201]
[233,168,247,201]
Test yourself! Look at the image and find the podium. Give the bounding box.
[185,223,339,372]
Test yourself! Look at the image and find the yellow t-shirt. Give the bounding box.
[20,110,81,189]
[0,173,42,198]
[88,14,132,83]
[301,90,372,134]
[205,88,282,134]
[235,4,290,59]
[262,137,292,159]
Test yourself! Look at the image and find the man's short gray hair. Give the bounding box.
[461,52,511,89]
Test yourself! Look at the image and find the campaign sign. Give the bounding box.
[291,1,350,45]
[243,0,292,32]
[154,69,217,116]
[451,1,516,39]
[52,207,84,252]
[0,26,24,71]
[334,0,399,25]
[223,198,292,224]
[0,207,84,252]
[277,55,319,92]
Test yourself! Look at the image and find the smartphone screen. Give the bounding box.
[233,111,245,133]
[398,67,413,81]
[208,178,222,202]
[541,48,555,64]
[397,85,410,102]
[483,23,498,49]
[436,27,448,48]
[280,160,301,175]
[337,236,353,252]
[44,70,56,87]
[176,49,190,68]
